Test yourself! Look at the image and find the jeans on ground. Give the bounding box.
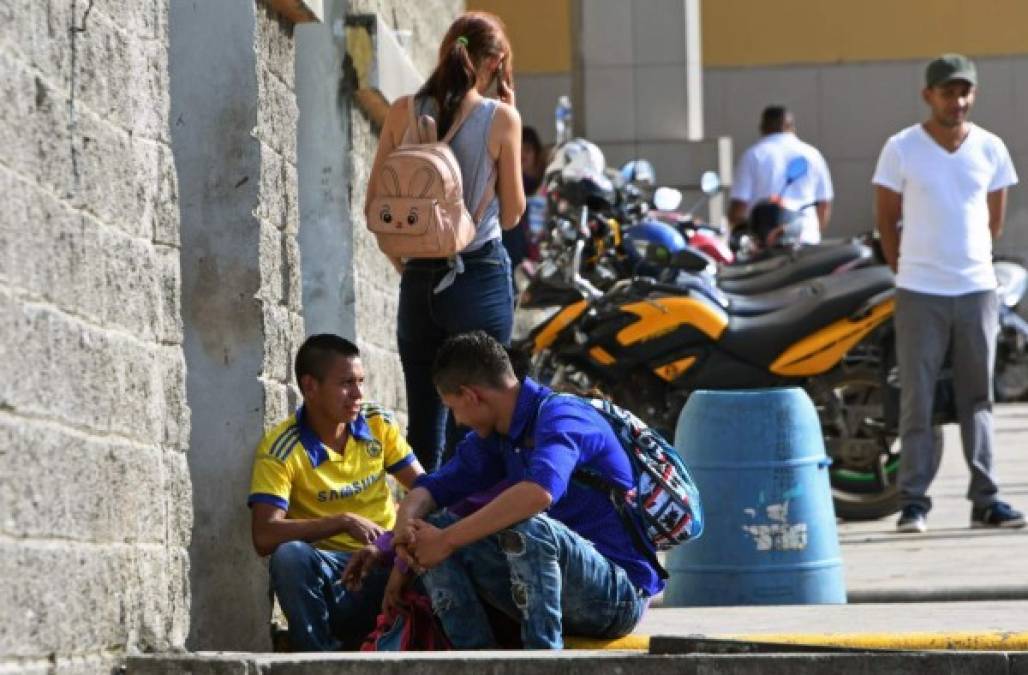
[269,541,390,651]
[397,239,513,470]
[895,288,1000,512]
[420,511,647,649]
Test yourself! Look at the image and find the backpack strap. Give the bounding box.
[441,96,479,144]
[572,470,669,581]
[409,95,497,223]
[403,95,421,145]
[530,392,669,582]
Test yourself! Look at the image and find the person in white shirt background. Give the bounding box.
[873,53,1025,533]
[728,105,834,246]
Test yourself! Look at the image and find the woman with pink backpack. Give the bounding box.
[365,11,526,471]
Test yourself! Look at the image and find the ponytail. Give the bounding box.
[417,12,513,138]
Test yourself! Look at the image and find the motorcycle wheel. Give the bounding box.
[810,366,943,521]
[995,352,1028,402]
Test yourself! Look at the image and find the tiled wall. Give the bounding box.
[704,56,1028,257]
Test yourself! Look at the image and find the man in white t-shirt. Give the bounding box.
[729,106,834,246]
[872,53,1024,533]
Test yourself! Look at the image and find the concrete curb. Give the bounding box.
[565,635,650,650]
[569,630,1028,652]
[124,651,1028,674]
[848,586,1028,603]
[723,631,1028,652]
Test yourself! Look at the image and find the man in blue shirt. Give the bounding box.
[392,331,656,649]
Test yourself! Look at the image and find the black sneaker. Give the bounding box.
[896,505,927,533]
[971,501,1026,529]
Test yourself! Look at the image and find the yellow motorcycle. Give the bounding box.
[516,244,933,521]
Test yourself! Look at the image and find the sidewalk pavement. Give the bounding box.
[636,402,1028,640]
[126,407,1028,672]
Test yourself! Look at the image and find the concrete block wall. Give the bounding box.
[170,0,304,652]
[255,4,306,429]
[0,0,190,672]
[346,0,464,422]
[296,2,357,343]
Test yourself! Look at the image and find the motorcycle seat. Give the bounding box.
[720,265,895,367]
[719,243,871,294]
[723,267,892,317]
[719,239,862,281]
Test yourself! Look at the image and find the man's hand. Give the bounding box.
[382,566,410,615]
[392,486,437,568]
[410,519,455,569]
[341,544,382,591]
[392,518,419,569]
[340,513,386,545]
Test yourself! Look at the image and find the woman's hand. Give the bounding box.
[497,78,516,108]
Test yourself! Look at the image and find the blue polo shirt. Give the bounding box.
[415,377,662,596]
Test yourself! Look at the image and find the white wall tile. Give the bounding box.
[631,0,686,65]
[634,65,688,140]
[515,73,574,146]
[819,61,922,160]
[1008,56,1028,154]
[583,66,636,143]
[581,0,634,67]
[711,66,822,162]
[822,157,877,239]
[635,139,722,188]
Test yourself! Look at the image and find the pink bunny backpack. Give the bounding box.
[366,96,494,259]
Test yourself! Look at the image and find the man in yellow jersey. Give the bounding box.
[248,334,423,650]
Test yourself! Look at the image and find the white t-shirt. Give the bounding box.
[872,124,1018,295]
[730,132,834,244]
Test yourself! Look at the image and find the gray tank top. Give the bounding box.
[414,96,501,252]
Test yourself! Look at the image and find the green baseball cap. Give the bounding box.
[925,53,977,88]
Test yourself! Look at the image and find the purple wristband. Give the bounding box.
[373,531,409,574]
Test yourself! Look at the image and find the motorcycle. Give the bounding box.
[517,232,929,520]
[647,173,735,264]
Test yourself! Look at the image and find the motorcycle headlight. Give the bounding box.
[995,261,1028,308]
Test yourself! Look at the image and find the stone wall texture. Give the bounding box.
[255,3,306,434]
[347,0,464,422]
[0,0,190,672]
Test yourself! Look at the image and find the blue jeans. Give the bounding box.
[397,239,513,470]
[420,512,647,649]
[269,541,389,651]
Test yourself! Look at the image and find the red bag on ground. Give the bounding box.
[360,590,452,651]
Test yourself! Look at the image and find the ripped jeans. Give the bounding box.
[420,511,647,649]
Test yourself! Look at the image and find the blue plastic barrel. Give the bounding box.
[663,387,846,606]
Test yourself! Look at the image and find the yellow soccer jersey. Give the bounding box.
[248,403,415,552]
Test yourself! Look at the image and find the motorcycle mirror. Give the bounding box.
[653,187,683,212]
[700,171,720,195]
[619,159,656,187]
[785,156,809,184]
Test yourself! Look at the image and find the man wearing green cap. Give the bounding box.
[872,53,1024,533]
